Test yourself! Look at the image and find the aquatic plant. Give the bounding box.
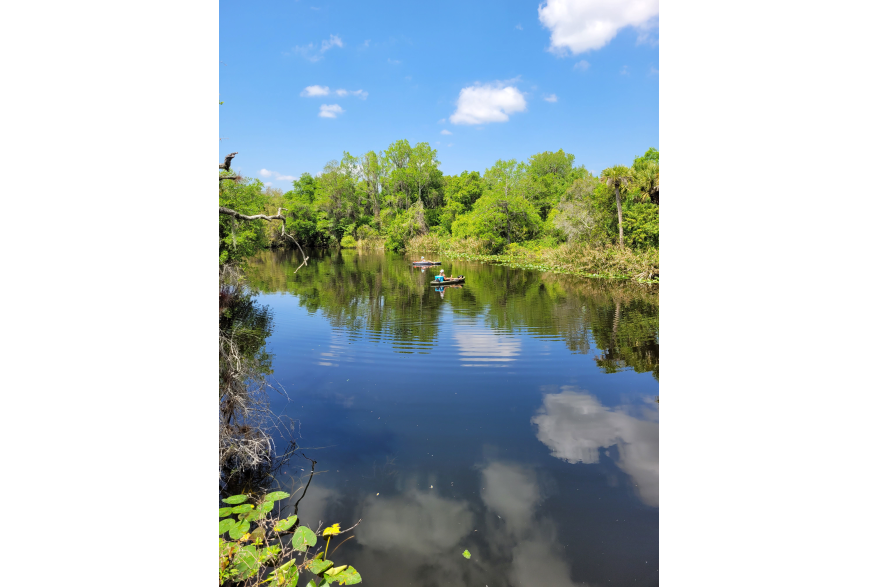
[219,491,362,586]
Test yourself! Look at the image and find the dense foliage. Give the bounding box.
[219,143,658,261]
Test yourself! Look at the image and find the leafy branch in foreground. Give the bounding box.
[219,491,362,586]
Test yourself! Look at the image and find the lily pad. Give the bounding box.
[222,494,248,505]
[229,520,251,540]
[291,526,317,552]
[274,515,298,532]
[219,518,236,535]
[308,558,333,575]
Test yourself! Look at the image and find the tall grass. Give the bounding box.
[408,236,658,282]
[407,234,491,255]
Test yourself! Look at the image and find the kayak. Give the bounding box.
[430,277,465,286]
[413,261,441,266]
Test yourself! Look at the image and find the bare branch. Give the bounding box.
[220,152,239,171]
[219,206,285,221]
[220,174,242,184]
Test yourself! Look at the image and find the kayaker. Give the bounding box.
[435,269,445,282]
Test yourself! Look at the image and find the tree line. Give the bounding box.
[219,142,658,265]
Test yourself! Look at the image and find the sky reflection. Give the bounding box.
[532,386,659,507]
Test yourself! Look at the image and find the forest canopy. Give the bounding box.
[219,141,658,262]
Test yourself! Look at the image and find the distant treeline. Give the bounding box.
[219,141,658,265]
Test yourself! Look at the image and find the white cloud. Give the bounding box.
[321,34,343,52]
[620,65,629,75]
[538,0,659,54]
[544,94,558,103]
[446,143,453,147]
[319,104,344,118]
[303,86,368,99]
[515,23,523,30]
[301,85,330,97]
[388,58,401,64]
[264,182,272,187]
[449,82,527,125]
[573,59,590,71]
[437,118,446,124]
[649,66,658,76]
[288,35,344,61]
[259,169,297,182]
[362,39,371,48]
[440,129,452,135]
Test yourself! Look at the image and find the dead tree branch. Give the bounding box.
[219,206,285,221]
[220,152,238,171]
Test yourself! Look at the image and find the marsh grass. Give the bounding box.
[407,236,658,282]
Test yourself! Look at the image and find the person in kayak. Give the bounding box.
[435,269,445,282]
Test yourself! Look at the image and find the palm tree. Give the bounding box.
[601,165,632,248]
[634,160,659,205]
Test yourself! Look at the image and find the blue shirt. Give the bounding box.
[435,275,444,282]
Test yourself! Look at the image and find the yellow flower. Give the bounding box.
[322,523,341,537]
[240,533,251,542]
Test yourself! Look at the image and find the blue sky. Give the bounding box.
[219,0,658,190]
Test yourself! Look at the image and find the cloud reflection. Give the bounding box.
[480,462,586,587]
[453,329,521,367]
[532,387,659,506]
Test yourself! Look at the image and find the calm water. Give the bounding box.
[244,248,659,587]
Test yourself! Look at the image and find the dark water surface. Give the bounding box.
[245,248,659,587]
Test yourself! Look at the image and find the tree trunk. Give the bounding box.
[614,185,624,248]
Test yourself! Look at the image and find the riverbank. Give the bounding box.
[403,235,659,283]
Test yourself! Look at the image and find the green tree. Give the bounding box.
[600,165,633,248]
[525,149,583,220]
[439,171,483,232]
[633,158,659,205]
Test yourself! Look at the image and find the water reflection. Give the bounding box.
[480,462,583,587]
[246,249,659,378]
[454,328,521,367]
[533,386,659,507]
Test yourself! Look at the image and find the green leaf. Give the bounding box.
[234,544,260,579]
[334,566,362,585]
[219,518,236,535]
[273,515,298,532]
[291,526,317,552]
[267,561,298,587]
[219,507,233,517]
[323,565,346,576]
[462,550,471,559]
[258,501,275,513]
[223,494,249,505]
[263,491,291,502]
[232,504,256,514]
[308,558,333,575]
[229,520,251,540]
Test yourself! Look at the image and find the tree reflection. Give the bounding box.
[245,249,658,377]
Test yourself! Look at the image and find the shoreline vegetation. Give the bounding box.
[221,142,658,283]
[360,235,658,283]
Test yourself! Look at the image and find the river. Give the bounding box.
[240,247,659,586]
